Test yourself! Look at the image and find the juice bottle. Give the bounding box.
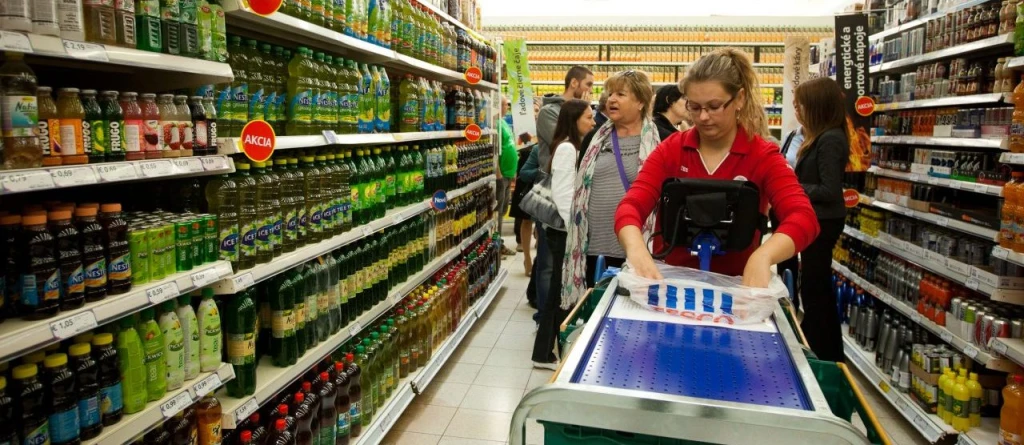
[175,294,200,380]
[119,92,144,161]
[260,44,277,129]
[42,354,79,445]
[310,52,326,132]
[174,95,193,157]
[372,66,387,132]
[197,288,221,372]
[91,333,123,425]
[157,94,180,158]
[301,156,322,244]
[254,161,274,263]
[69,343,102,439]
[100,91,126,162]
[325,248,341,331]
[338,59,358,135]
[203,95,218,154]
[159,299,185,391]
[179,0,199,57]
[17,214,59,320]
[299,264,319,349]
[140,93,162,159]
[204,172,239,269]
[56,88,87,165]
[225,287,256,397]
[196,394,222,445]
[1014,76,1024,153]
[270,273,297,367]
[226,36,248,136]
[12,364,49,445]
[236,162,258,270]
[290,157,307,248]
[357,64,374,134]
[398,74,420,133]
[189,96,208,156]
[99,203,131,294]
[116,317,147,414]
[286,47,313,136]
[323,55,339,134]
[1001,374,1023,445]
[137,308,167,401]
[1014,177,1024,254]
[967,372,982,427]
[48,209,85,311]
[81,89,105,163]
[85,0,117,44]
[136,0,162,52]
[37,86,62,167]
[276,158,298,253]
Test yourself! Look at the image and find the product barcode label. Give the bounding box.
[322,131,338,145]
[350,322,363,336]
[159,390,193,418]
[964,277,980,291]
[96,163,139,182]
[146,281,180,304]
[138,160,174,178]
[191,268,217,288]
[935,216,949,227]
[393,213,404,225]
[172,158,204,173]
[62,39,109,62]
[192,373,223,398]
[964,344,980,359]
[235,398,259,422]
[940,331,953,343]
[927,177,939,185]
[894,397,909,414]
[201,157,230,171]
[51,167,97,187]
[3,170,54,193]
[49,310,98,340]
[232,273,255,290]
[911,312,921,324]
[0,31,33,53]
[379,413,393,433]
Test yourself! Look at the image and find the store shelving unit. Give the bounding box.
[412,0,486,40]
[0,156,235,195]
[217,130,497,154]
[870,33,1013,74]
[872,135,1006,150]
[218,221,497,428]
[873,92,1008,111]
[523,40,788,46]
[867,166,1004,196]
[858,193,1000,242]
[869,0,993,41]
[211,175,495,295]
[1000,152,1024,165]
[525,60,784,67]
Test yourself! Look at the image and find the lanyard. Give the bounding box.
[610,130,632,191]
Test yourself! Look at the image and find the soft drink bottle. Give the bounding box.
[100,91,126,161]
[1013,76,1024,153]
[358,64,375,133]
[1001,374,1023,444]
[158,299,185,391]
[69,342,102,439]
[226,287,257,397]
[12,364,49,445]
[99,203,131,294]
[17,214,59,320]
[345,352,362,437]
[205,172,240,269]
[196,394,222,445]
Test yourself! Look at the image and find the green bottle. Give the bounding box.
[310,0,326,27]
[204,172,239,270]
[175,294,200,380]
[359,339,376,421]
[265,160,284,258]
[372,147,387,218]
[368,332,386,408]
[357,64,375,134]
[136,0,163,53]
[287,268,307,357]
[343,60,361,134]
[397,145,412,205]
[398,74,420,133]
[372,66,388,132]
[335,58,355,135]
[318,154,337,236]
[336,149,352,233]
[301,155,323,243]
[315,257,332,339]
[198,288,222,372]
[300,263,320,349]
[82,90,106,163]
[225,288,257,397]
[158,300,186,391]
[322,55,339,133]
[254,161,275,264]
[311,52,327,132]
[137,308,167,402]
[287,47,314,136]
[410,144,424,199]
[270,273,298,367]
[275,47,290,134]
[1016,2,1024,56]
[290,157,308,246]
[116,316,148,414]
[246,39,265,125]
[227,36,249,137]
[383,146,396,210]
[235,161,258,270]
[381,324,396,397]
[348,149,363,226]
[276,158,298,254]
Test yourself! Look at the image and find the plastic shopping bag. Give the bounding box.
[616,262,786,326]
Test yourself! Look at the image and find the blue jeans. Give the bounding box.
[531,223,551,322]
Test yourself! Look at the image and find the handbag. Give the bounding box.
[517,170,566,230]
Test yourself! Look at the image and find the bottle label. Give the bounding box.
[99,381,124,415]
[198,421,221,445]
[241,222,256,257]
[318,291,329,317]
[337,411,350,436]
[319,420,337,444]
[2,96,38,138]
[18,275,39,308]
[298,210,308,238]
[219,226,238,262]
[272,217,283,246]
[43,269,61,303]
[349,402,361,427]
[969,396,981,417]
[311,208,322,231]
[181,121,194,151]
[143,119,161,152]
[21,421,49,445]
[227,332,255,365]
[123,119,142,152]
[194,120,208,150]
[290,90,312,124]
[67,264,85,295]
[60,119,83,155]
[285,210,298,240]
[161,121,180,151]
[84,257,107,289]
[294,301,306,328]
[271,309,295,337]
[49,408,80,443]
[248,88,265,122]
[108,253,131,281]
[78,395,102,428]
[256,220,272,252]
[108,119,124,153]
[951,398,966,418]
[90,118,108,155]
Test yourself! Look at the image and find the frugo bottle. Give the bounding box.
[17,213,60,320]
[225,287,256,397]
[100,91,126,162]
[69,342,103,440]
[174,95,194,157]
[48,210,85,311]
[197,288,222,372]
[116,317,147,414]
[176,294,201,380]
[99,203,131,294]
[91,333,124,425]
[158,94,181,158]
[37,86,61,167]
[75,206,108,302]
[43,353,80,445]
[0,52,39,170]
[159,299,186,391]
[119,92,145,161]
[189,96,209,156]
[82,89,105,163]
[12,364,49,445]
[57,87,88,165]
[138,308,168,402]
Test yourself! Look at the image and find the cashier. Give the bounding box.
[615,48,820,288]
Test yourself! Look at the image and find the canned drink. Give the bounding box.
[1012,320,1023,339]
[145,226,165,281]
[951,297,962,321]
[994,318,1011,340]
[973,308,986,345]
[161,222,176,277]
[980,314,995,351]
[128,226,150,285]
[175,220,193,272]
[202,214,218,264]
[189,217,203,267]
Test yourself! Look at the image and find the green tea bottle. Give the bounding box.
[158,300,185,391]
[175,294,200,380]
[225,288,257,397]
[116,316,148,414]
[197,288,222,372]
[137,308,167,402]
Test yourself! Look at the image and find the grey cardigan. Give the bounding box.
[794,128,850,220]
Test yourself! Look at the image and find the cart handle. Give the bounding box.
[838,362,893,445]
[560,288,594,334]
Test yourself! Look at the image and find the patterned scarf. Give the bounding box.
[559,118,661,310]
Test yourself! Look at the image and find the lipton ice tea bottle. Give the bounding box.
[120,92,146,161]
[37,86,62,166]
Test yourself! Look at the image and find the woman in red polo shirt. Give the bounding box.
[615,49,820,288]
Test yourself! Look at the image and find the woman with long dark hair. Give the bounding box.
[532,99,595,370]
[791,77,851,362]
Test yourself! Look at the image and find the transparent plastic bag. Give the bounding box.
[616,262,786,325]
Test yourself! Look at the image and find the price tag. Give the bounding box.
[895,397,909,414]
[965,277,980,291]
[392,213,403,225]
[936,216,949,227]
[994,247,1010,260]
[949,180,962,190]
[941,331,953,343]
[964,344,980,359]
[159,390,193,418]
[191,268,217,288]
[379,413,393,433]
[909,173,920,182]
[994,340,1009,355]
[172,158,204,173]
[0,31,33,53]
[322,130,338,145]
[192,373,223,398]
[349,321,363,336]
[927,177,939,185]
[957,433,973,445]
[201,157,230,171]
[912,415,932,433]
[146,281,180,304]
[96,163,139,182]
[232,273,255,290]
[61,39,109,62]
[361,226,372,237]
[138,160,174,178]
[235,398,259,422]
[49,310,98,340]
[3,170,54,193]
[50,166,97,187]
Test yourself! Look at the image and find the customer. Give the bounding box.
[560,70,660,311]
[497,96,518,256]
[653,84,688,140]
[788,77,850,362]
[510,144,535,278]
[614,48,819,293]
[533,99,595,370]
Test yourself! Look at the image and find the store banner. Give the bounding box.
[782,36,809,137]
[834,13,873,173]
[502,38,538,148]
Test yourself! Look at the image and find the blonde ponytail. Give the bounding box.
[680,48,771,140]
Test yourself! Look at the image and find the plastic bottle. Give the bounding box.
[310,52,326,132]
[205,172,240,270]
[1,53,42,169]
[1002,374,1024,445]
[0,376,14,445]
[197,288,221,372]
[333,361,351,443]
[236,161,258,270]
[175,294,200,380]
[99,203,131,294]
[17,214,59,320]
[12,364,49,445]
[91,333,124,425]
[967,372,982,427]
[276,158,298,254]
[293,392,314,445]
[337,59,358,135]
[398,74,420,133]
[225,287,256,397]
[69,342,102,439]
[137,308,168,402]
[85,0,117,44]
[254,161,275,263]
[196,394,221,445]
[373,66,389,132]
[100,91,126,162]
[158,299,186,391]
[290,157,307,250]
[43,353,80,445]
[48,210,85,311]
[37,86,62,167]
[287,47,314,136]
[115,317,147,414]
[357,64,375,133]
[267,418,290,445]
[345,352,362,437]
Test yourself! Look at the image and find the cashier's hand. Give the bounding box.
[626,248,663,280]
[741,252,772,288]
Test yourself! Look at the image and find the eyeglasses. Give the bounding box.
[685,96,736,116]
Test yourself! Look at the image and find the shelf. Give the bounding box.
[355,268,509,445]
[1000,152,1024,165]
[992,246,1024,268]
[412,0,486,42]
[872,135,1007,150]
[218,221,495,428]
[217,130,495,154]
[870,33,1013,75]
[0,30,233,90]
[85,363,235,444]
[859,194,999,241]
[843,334,958,443]
[211,175,495,295]
[869,0,994,41]
[0,156,235,196]
[874,93,1007,112]
[525,60,784,67]
[832,259,1016,372]
[867,166,1003,197]
[843,226,1024,304]
[520,80,782,88]
[219,1,497,91]
[990,337,1024,369]
[523,40,786,47]
[0,260,233,364]
[1005,56,1024,70]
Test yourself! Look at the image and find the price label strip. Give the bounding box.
[146,281,180,304]
[994,340,1009,356]
[201,157,230,171]
[232,273,255,290]
[96,163,139,182]
[940,331,953,343]
[191,268,218,288]
[172,158,204,173]
[235,398,259,422]
[159,390,194,419]
[192,373,223,398]
[62,39,109,62]
[51,167,98,187]
[49,310,98,340]
[994,247,1010,260]
[3,170,55,193]
[349,321,363,336]
[964,344,980,359]
[0,31,33,53]
[138,160,174,178]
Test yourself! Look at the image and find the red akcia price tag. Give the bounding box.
[463,124,482,142]
[248,0,283,15]
[855,96,875,117]
[464,67,482,85]
[240,120,276,162]
[843,189,860,208]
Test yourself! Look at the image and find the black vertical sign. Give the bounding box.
[835,13,872,173]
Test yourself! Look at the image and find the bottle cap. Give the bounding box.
[92,333,114,346]
[277,404,288,416]
[0,215,21,225]
[140,308,155,319]
[294,392,304,404]
[73,332,94,344]
[48,210,72,220]
[21,214,47,225]
[249,413,260,422]
[69,343,91,357]
[240,431,252,443]
[22,351,45,365]
[43,353,68,368]
[11,364,37,380]
[275,419,287,431]
[60,87,80,94]
[100,203,122,212]
[236,162,250,171]
[203,288,214,298]
[320,372,330,381]
[0,376,7,390]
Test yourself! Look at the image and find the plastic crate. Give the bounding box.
[540,421,714,445]
[807,359,891,445]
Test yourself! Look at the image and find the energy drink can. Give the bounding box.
[980,314,995,351]
[1012,319,1023,339]
[175,219,193,272]
[202,214,218,264]
[188,216,203,267]
[128,226,150,285]
[993,318,1010,341]
[147,226,166,281]
[160,222,176,277]
[951,297,962,321]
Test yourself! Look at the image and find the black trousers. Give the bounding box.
[799,217,845,362]
[533,228,568,363]
[586,255,625,289]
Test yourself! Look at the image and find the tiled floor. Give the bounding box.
[384,223,930,445]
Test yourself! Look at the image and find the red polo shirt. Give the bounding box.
[615,126,820,276]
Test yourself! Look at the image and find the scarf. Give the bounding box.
[559,118,661,310]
